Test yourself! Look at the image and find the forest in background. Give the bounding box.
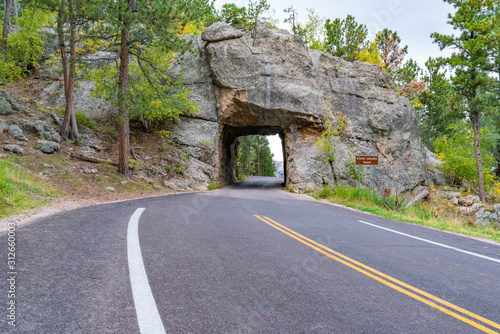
[1,0,499,201]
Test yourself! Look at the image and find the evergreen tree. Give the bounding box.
[376,29,408,73]
[83,0,213,176]
[324,14,367,62]
[2,0,13,49]
[237,135,275,177]
[419,58,465,150]
[432,0,498,201]
[294,8,325,51]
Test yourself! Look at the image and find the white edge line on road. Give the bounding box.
[127,208,167,334]
[358,220,500,264]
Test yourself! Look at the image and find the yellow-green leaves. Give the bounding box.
[314,109,347,163]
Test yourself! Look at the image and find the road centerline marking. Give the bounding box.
[127,208,166,334]
[254,215,500,334]
[357,220,500,264]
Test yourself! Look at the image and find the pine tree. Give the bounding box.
[432,0,498,201]
[324,14,367,62]
[83,0,213,176]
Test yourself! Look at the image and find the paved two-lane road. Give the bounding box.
[1,177,500,333]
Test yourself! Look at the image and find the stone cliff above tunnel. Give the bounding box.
[167,22,429,193]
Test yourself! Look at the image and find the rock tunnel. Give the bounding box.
[216,125,286,186]
[166,22,430,193]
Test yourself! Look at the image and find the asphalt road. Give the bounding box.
[1,176,500,333]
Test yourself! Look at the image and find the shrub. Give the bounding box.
[75,111,96,130]
[434,122,495,189]
[208,181,219,190]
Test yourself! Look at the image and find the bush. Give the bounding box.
[75,112,96,130]
[208,181,219,190]
[7,8,53,71]
[434,122,496,189]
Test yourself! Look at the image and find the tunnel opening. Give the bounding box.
[217,125,287,187]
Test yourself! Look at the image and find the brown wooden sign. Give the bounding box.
[355,156,379,166]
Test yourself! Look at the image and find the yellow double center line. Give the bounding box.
[254,215,500,334]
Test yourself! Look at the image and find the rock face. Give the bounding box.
[8,125,28,141]
[34,120,61,143]
[36,140,60,154]
[165,23,430,192]
[0,97,12,115]
[476,204,500,229]
[4,144,24,155]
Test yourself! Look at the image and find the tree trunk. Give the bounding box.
[2,0,12,49]
[257,146,261,176]
[12,0,18,24]
[60,0,79,140]
[247,149,250,174]
[118,21,131,177]
[471,110,486,202]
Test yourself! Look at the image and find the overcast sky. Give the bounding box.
[214,0,458,162]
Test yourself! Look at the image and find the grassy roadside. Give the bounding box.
[0,156,60,219]
[309,185,500,244]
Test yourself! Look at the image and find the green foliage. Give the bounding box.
[100,124,118,137]
[314,109,347,163]
[395,59,426,109]
[218,3,249,29]
[0,157,57,218]
[0,52,23,82]
[176,164,186,175]
[345,152,363,181]
[324,14,367,61]
[376,29,408,72]
[217,0,275,34]
[180,152,191,160]
[294,8,325,50]
[283,6,298,34]
[6,7,53,70]
[237,134,276,176]
[208,181,219,190]
[312,184,500,241]
[87,49,198,131]
[253,141,275,176]
[434,122,495,188]
[431,0,498,199]
[418,57,465,149]
[74,111,96,130]
[357,39,383,67]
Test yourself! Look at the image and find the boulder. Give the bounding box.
[34,120,61,142]
[40,81,113,118]
[11,101,34,116]
[0,97,12,115]
[4,144,24,155]
[0,119,9,132]
[36,140,60,154]
[476,205,500,229]
[458,195,474,207]
[8,125,28,141]
[201,22,243,42]
[0,89,12,103]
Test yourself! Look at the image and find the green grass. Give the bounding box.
[208,181,219,190]
[311,185,500,243]
[0,157,60,219]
